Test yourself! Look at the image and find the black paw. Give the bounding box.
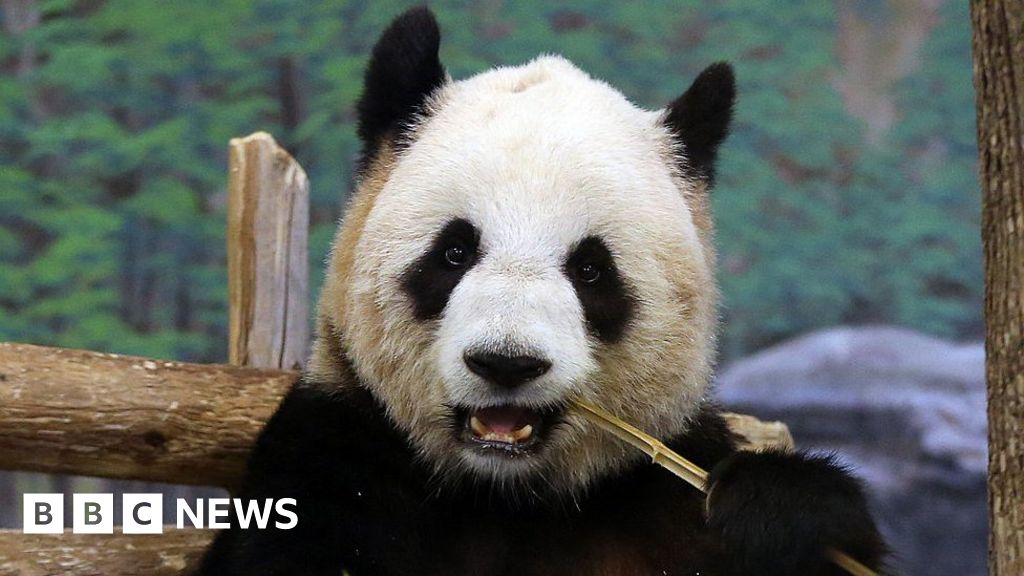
[706,449,886,576]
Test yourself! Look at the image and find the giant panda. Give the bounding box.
[198,7,887,576]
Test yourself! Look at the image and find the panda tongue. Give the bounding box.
[475,406,533,434]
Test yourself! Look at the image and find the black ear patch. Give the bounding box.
[356,6,446,164]
[664,62,736,184]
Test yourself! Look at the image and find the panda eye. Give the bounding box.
[444,245,470,267]
[576,262,601,284]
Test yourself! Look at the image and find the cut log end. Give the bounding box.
[723,412,796,452]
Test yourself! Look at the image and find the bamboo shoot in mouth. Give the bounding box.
[569,398,878,576]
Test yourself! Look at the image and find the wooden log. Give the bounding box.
[0,342,296,489]
[0,341,789,489]
[722,413,794,452]
[228,132,310,370]
[971,1,1024,573]
[0,529,211,576]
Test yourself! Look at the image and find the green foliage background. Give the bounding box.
[0,0,980,363]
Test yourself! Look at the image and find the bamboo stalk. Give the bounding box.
[571,399,708,489]
[827,548,879,576]
[569,398,877,576]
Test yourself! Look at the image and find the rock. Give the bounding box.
[716,325,986,576]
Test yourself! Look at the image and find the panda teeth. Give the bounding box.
[470,416,489,437]
[469,416,534,444]
[511,424,534,442]
[483,432,516,443]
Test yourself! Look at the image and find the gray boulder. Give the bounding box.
[716,325,986,576]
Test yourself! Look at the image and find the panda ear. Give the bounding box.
[663,62,736,184]
[356,6,446,157]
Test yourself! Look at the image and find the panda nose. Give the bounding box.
[463,352,552,389]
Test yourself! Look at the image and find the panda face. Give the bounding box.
[319,55,727,490]
[313,8,734,492]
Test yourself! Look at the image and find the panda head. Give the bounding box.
[313,7,735,492]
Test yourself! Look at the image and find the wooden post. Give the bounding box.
[228,132,310,370]
[970,1,1024,573]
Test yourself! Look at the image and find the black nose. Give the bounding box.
[463,352,552,389]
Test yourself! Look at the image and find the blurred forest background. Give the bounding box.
[0,0,979,363]
[0,0,983,574]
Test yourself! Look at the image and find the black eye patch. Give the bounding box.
[401,218,481,321]
[564,236,636,343]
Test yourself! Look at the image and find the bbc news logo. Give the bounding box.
[23,494,297,534]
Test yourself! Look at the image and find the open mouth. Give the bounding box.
[453,404,564,456]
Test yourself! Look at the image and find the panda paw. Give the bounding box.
[705,449,887,576]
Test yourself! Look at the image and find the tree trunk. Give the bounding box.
[970,1,1024,574]
[0,0,39,78]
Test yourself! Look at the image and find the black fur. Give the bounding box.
[196,375,427,575]
[356,6,446,169]
[706,450,889,576]
[402,218,481,320]
[664,62,736,184]
[564,236,636,343]
[197,371,887,575]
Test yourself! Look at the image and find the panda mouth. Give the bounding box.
[454,404,563,456]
